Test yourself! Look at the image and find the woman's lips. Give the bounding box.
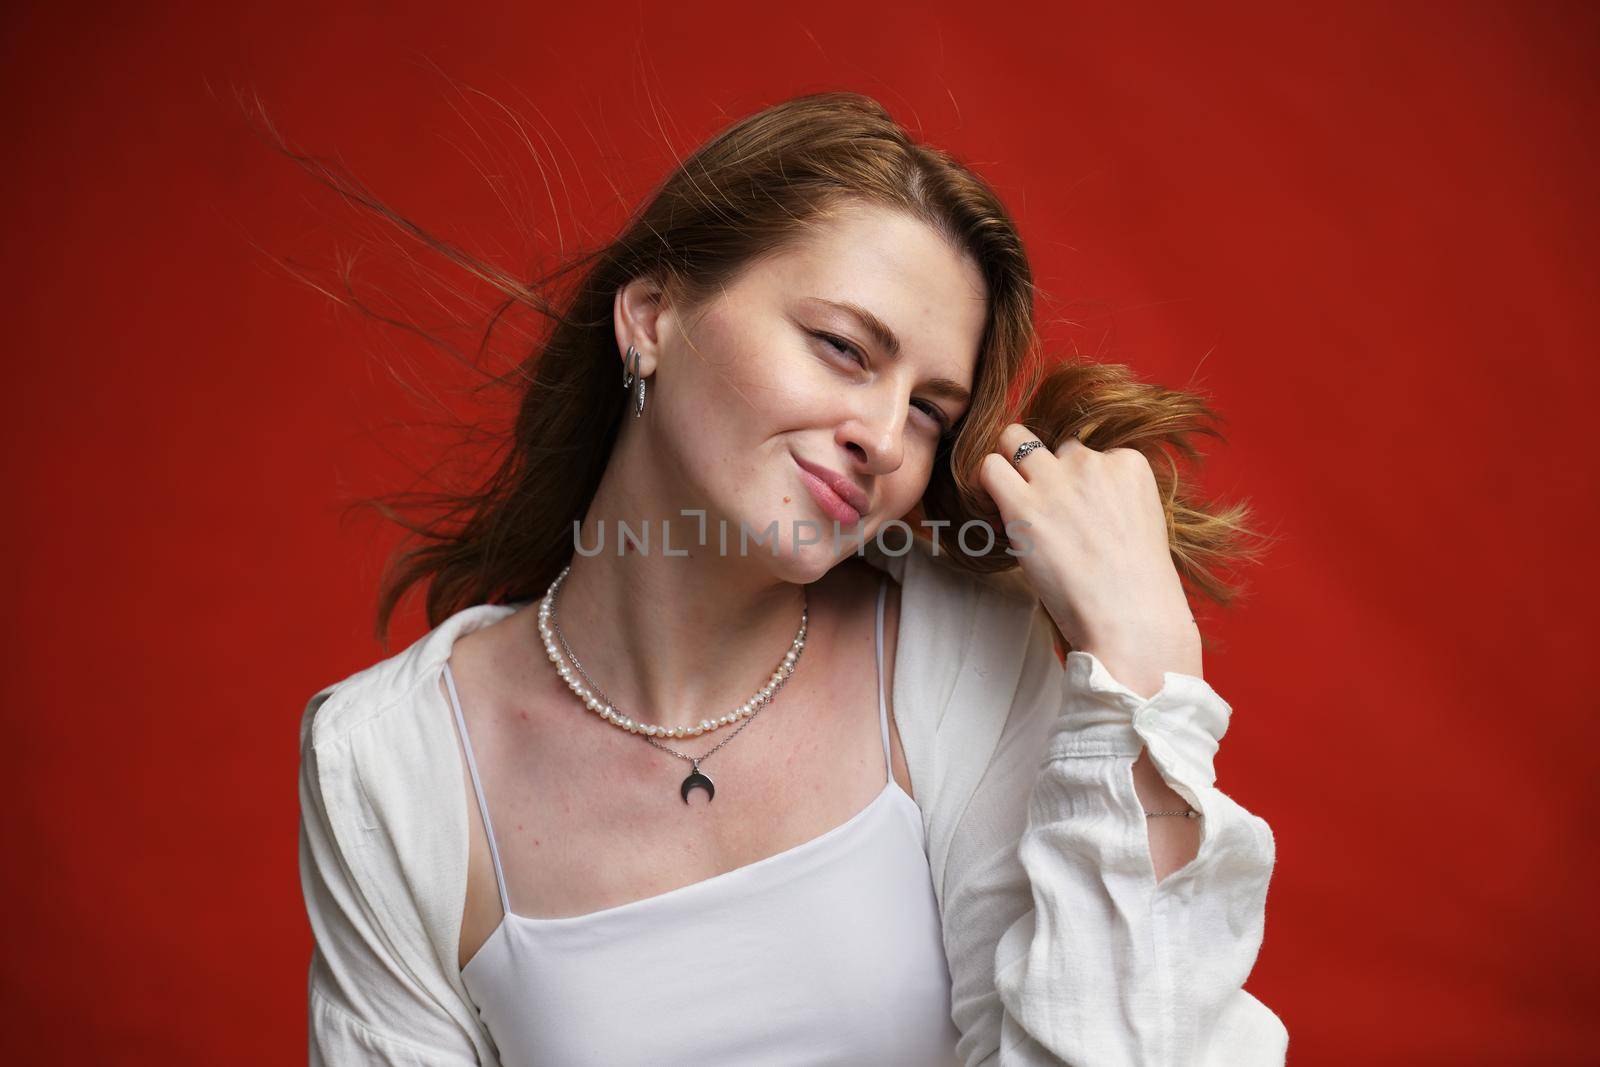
[793,459,864,525]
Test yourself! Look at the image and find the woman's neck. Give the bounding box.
[546,508,812,733]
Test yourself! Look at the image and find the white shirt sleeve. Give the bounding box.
[938,593,1287,1066]
[298,688,485,1066]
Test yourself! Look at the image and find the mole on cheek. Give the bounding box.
[782,496,791,503]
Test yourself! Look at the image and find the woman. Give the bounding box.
[296,91,1285,1065]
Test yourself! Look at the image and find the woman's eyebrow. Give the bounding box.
[803,297,973,407]
[804,297,902,358]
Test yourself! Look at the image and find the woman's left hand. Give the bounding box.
[977,423,1202,696]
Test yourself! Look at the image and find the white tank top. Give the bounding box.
[445,574,962,1066]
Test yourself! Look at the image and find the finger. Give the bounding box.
[977,451,1029,518]
[1054,430,1093,461]
[996,423,1053,482]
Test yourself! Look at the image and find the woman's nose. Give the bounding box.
[837,394,906,473]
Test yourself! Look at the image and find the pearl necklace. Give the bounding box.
[536,562,809,804]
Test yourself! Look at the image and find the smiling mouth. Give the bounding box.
[792,455,867,526]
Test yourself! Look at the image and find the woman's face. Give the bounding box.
[622,199,987,583]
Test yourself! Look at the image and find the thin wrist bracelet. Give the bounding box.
[1145,808,1201,818]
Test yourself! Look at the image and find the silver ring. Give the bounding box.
[1012,439,1046,465]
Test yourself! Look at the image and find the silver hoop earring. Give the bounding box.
[634,373,647,418]
[622,344,639,389]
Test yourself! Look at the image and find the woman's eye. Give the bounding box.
[912,399,954,435]
[813,331,866,366]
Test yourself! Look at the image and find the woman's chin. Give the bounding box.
[757,536,854,585]
[715,510,873,583]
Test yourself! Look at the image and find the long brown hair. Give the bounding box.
[247,88,1274,649]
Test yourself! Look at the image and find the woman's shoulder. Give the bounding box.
[299,601,525,756]
[859,537,1040,651]
[866,537,1054,737]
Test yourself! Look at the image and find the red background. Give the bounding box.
[5,2,1596,1062]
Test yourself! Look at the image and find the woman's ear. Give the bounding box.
[613,276,667,378]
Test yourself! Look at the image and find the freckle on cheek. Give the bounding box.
[782,496,791,504]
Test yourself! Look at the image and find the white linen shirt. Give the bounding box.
[297,538,1288,1065]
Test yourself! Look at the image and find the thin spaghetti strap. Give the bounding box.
[874,572,892,786]
[442,660,513,918]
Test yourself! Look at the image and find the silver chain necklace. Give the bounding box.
[537,562,809,804]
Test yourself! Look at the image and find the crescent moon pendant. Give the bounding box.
[680,766,716,805]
